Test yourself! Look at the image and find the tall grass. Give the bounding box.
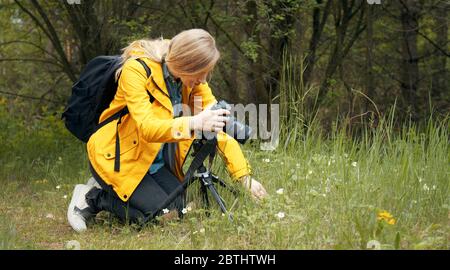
[277,50,322,153]
[0,66,448,249]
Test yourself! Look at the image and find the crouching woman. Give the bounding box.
[67,29,267,232]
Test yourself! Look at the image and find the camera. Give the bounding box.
[209,100,252,144]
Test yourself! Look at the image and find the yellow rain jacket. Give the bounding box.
[87,57,252,202]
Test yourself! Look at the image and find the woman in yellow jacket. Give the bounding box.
[67,29,267,232]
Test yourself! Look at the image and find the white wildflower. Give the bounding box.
[181,208,188,214]
[276,188,284,195]
[366,240,381,250]
[276,212,285,219]
[186,206,192,212]
[45,213,54,219]
[432,185,436,190]
[308,189,319,196]
[423,184,430,191]
[308,170,313,175]
[63,195,68,199]
[56,185,61,189]
[418,177,423,183]
[262,158,270,163]
[351,162,357,167]
[192,231,198,235]
[162,208,169,214]
[260,141,277,151]
[199,228,205,234]
[66,240,81,250]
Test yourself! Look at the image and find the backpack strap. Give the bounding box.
[112,58,152,172]
[137,58,155,103]
[136,58,151,77]
[113,108,128,172]
[95,58,150,129]
[92,58,152,172]
[94,107,129,133]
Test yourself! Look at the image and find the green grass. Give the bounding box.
[0,103,449,250]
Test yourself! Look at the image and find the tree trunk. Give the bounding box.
[266,1,297,104]
[431,1,449,102]
[230,47,239,102]
[303,0,331,86]
[64,1,104,65]
[244,0,268,105]
[317,0,365,104]
[399,0,420,117]
[15,0,77,82]
[364,2,375,112]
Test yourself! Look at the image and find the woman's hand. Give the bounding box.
[190,107,230,133]
[240,175,267,200]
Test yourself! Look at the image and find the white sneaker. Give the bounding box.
[86,177,101,189]
[67,184,97,233]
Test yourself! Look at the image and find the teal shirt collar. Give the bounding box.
[162,62,181,86]
[162,61,182,117]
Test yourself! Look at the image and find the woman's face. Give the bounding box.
[167,64,209,88]
[178,72,208,88]
[180,73,208,88]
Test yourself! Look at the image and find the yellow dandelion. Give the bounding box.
[377,210,396,225]
[377,210,393,220]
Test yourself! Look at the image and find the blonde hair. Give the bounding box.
[116,29,220,80]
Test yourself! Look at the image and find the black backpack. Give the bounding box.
[62,56,151,142]
[62,56,151,171]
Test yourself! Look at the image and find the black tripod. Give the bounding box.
[191,139,239,222]
[146,137,239,223]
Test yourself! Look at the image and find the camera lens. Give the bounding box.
[210,100,252,144]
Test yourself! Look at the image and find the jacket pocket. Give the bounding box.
[102,131,139,160]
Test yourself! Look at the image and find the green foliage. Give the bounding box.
[109,16,153,46]
[241,38,260,63]
[260,0,303,40]
[1,0,449,122]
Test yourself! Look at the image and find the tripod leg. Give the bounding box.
[200,179,211,216]
[211,175,239,197]
[198,171,234,222]
[206,182,233,222]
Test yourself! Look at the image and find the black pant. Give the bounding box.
[86,163,186,225]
